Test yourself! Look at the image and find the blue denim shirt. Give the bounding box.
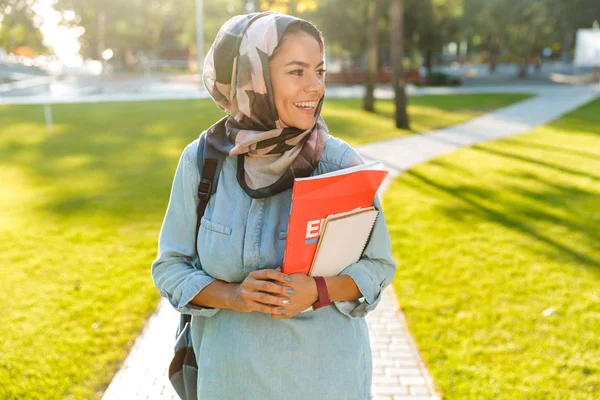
[152,135,396,399]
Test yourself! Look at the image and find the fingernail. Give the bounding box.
[278,308,286,313]
[286,288,295,295]
[284,276,292,282]
[282,299,291,305]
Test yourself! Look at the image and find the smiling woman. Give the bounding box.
[151,11,396,400]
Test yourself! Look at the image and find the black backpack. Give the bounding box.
[168,117,227,400]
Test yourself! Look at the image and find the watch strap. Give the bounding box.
[312,276,332,310]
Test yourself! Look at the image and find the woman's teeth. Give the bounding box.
[294,101,317,110]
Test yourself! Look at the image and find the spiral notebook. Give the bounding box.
[308,207,379,277]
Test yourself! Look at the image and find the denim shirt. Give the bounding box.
[151,134,396,399]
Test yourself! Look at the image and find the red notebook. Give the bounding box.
[281,161,388,275]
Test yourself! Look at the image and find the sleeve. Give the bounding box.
[150,140,221,317]
[331,145,397,319]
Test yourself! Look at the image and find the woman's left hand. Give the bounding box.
[271,271,318,319]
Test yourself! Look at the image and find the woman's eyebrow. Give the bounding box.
[285,60,325,68]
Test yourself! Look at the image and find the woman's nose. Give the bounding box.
[305,72,324,93]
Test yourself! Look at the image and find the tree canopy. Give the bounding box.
[3,0,599,70]
[0,0,45,53]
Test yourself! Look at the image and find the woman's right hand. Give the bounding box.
[227,269,294,315]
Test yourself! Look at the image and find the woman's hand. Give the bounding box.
[271,272,319,319]
[228,269,294,315]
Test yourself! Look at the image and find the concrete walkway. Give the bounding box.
[98,85,600,400]
[0,80,586,105]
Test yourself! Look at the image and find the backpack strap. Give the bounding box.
[194,117,227,241]
[195,132,217,238]
[184,119,226,324]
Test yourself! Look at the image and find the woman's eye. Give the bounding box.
[288,69,326,76]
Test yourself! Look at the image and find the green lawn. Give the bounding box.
[0,94,530,399]
[384,98,600,399]
[323,93,532,145]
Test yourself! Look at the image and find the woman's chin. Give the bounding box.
[291,116,317,130]
[296,123,314,131]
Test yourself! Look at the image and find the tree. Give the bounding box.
[258,0,318,14]
[460,0,600,76]
[300,0,371,62]
[364,0,384,112]
[401,0,462,80]
[389,0,409,129]
[462,0,511,72]
[54,0,246,66]
[0,0,46,53]
[417,0,438,79]
[171,0,247,69]
[54,0,147,60]
[546,0,600,64]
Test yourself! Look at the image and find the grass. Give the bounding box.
[384,98,600,399]
[0,93,530,399]
[322,93,533,146]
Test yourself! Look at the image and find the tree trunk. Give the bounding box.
[254,0,262,12]
[390,0,410,130]
[97,9,106,60]
[466,34,472,63]
[364,0,384,112]
[562,30,573,65]
[489,35,499,73]
[533,35,541,73]
[489,56,497,73]
[425,49,433,81]
[526,32,537,75]
[420,0,437,86]
[518,27,533,78]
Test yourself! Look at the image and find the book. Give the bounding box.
[281,161,388,276]
[308,207,379,277]
[297,207,380,314]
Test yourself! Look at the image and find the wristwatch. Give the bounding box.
[312,276,332,310]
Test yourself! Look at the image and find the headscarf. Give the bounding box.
[203,12,329,199]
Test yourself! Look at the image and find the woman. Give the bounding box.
[152,11,396,400]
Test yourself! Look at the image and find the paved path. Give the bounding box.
[99,85,600,400]
[0,80,589,105]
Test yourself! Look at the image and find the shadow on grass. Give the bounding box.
[389,91,600,272]
[471,144,600,182]
[387,97,600,274]
[0,100,227,222]
[402,168,600,271]
[499,137,600,161]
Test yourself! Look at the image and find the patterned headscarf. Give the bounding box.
[203,12,329,199]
